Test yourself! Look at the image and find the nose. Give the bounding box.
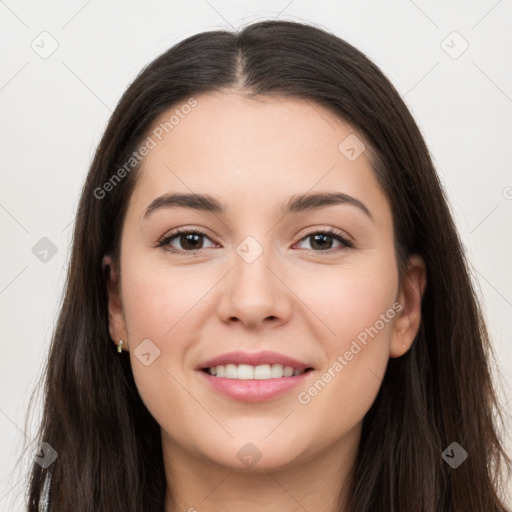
[216,239,293,330]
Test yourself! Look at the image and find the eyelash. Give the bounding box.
[156,227,355,255]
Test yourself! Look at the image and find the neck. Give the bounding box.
[162,423,360,512]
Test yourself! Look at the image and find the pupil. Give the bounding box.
[181,233,202,250]
[311,233,332,250]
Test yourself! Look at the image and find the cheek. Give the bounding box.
[294,258,398,420]
[294,255,398,346]
[121,261,207,341]
[119,259,206,405]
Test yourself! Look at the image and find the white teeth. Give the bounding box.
[271,364,284,378]
[237,364,254,380]
[254,364,271,379]
[225,364,237,378]
[283,366,294,377]
[206,363,308,379]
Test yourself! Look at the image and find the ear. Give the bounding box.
[102,255,128,351]
[389,254,427,358]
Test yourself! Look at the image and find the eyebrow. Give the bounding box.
[143,191,373,220]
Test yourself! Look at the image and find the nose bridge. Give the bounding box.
[217,232,291,326]
[232,233,278,300]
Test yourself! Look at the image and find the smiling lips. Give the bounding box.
[196,350,315,402]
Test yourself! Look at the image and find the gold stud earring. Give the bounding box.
[113,325,127,353]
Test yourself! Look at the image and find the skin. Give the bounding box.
[105,91,426,512]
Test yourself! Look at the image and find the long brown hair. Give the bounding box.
[20,19,511,511]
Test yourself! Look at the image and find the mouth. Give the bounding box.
[195,351,316,402]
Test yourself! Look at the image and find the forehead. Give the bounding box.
[131,91,390,221]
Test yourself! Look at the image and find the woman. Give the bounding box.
[22,19,510,511]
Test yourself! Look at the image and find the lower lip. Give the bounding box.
[197,369,314,402]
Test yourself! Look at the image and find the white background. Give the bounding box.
[1,0,511,508]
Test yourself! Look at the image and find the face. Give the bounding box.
[106,91,425,472]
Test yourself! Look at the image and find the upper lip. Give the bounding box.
[196,350,314,370]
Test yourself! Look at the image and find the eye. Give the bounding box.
[156,227,354,255]
[156,228,216,253]
[294,228,354,252]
